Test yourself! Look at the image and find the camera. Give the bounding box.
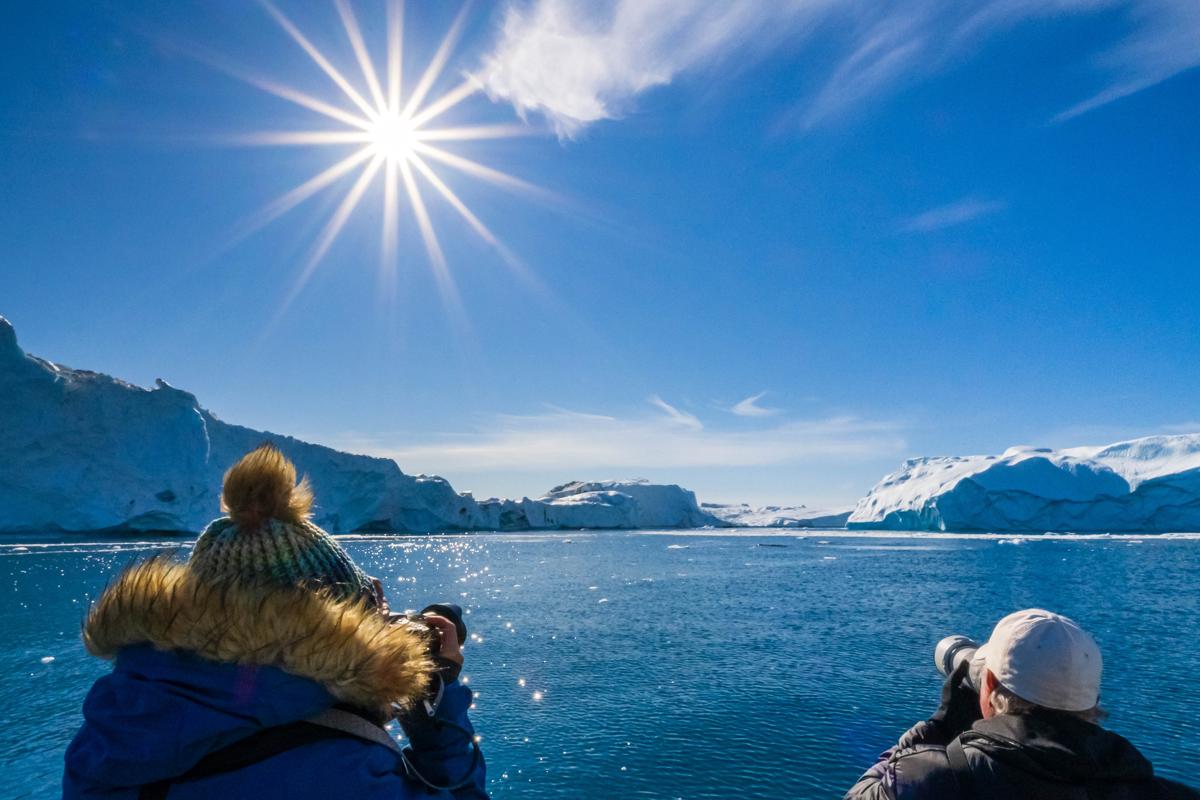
[935,634,985,691]
[389,602,468,657]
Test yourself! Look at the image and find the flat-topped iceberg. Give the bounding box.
[848,436,1200,532]
[0,317,727,534]
[539,480,723,528]
[703,503,851,528]
[474,480,723,531]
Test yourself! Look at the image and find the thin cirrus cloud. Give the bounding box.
[342,404,906,474]
[900,197,1007,233]
[649,394,704,430]
[475,0,1200,137]
[730,391,782,417]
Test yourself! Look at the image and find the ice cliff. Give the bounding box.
[848,436,1200,533]
[0,317,725,534]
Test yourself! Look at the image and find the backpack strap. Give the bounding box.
[138,712,393,800]
[946,737,975,799]
[307,707,402,753]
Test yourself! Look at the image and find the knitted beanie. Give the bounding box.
[189,444,375,603]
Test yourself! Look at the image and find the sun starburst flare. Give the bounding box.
[206,0,546,317]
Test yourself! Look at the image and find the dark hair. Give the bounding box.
[990,683,1108,724]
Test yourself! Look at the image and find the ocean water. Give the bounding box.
[2,531,1198,799]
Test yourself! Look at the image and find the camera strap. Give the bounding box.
[306,701,484,794]
[946,737,975,798]
[399,723,484,793]
[395,673,485,793]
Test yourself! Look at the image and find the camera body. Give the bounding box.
[387,602,468,657]
[935,634,985,691]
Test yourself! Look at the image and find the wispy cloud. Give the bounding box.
[649,394,703,430]
[730,391,781,417]
[337,406,906,475]
[1053,0,1200,121]
[795,8,930,129]
[900,197,1007,233]
[477,0,1200,136]
[475,0,833,137]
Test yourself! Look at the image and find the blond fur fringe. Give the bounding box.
[84,555,433,711]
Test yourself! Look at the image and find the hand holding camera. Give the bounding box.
[930,634,983,739]
[418,612,464,666]
[388,602,469,684]
[371,579,468,681]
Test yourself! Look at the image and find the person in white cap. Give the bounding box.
[845,609,1198,799]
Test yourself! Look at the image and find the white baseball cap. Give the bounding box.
[976,609,1103,712]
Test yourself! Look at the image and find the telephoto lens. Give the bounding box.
[935,634,982,690]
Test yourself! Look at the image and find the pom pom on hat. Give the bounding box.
[191,444,375,603]
[221,442,313,530]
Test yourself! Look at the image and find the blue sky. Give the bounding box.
[2,1,1198,507]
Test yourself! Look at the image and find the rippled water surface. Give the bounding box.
[3,531,1198,798]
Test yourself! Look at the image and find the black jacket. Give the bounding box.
[846,710,1198,800]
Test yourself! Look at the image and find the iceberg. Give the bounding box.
[848,437,1200,533]
[474,480,723,531]
[702,503,851,528]
[536,480,724,528]
[0,317,725,534]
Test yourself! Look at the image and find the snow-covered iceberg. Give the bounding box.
[535,480,723,528]
[848,436,1200,533]
[466,480,725,532]
[703,503,851,528]
[0,317,726,534]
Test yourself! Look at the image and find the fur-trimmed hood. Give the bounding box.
[83,555,433,710]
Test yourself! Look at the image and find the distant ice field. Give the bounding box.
[3,531,1198,798]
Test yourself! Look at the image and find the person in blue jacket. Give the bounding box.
[64,443,488,799]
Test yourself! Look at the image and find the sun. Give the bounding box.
[369,112,417,162]
[196,0,545,318]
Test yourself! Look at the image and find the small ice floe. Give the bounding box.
[40,656,55,664]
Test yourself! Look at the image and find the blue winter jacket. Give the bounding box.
[63,557,488,800]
